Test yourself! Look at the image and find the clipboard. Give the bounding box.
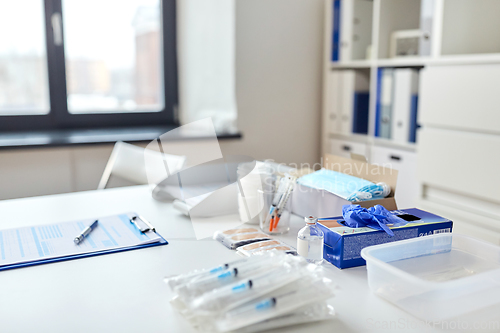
[0,212,168,272]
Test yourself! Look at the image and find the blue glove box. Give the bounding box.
[318,208,453,269]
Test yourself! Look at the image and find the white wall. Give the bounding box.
[0,0,325,200]
[221,0,324,165]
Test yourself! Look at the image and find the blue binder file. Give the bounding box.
[352,92,369,134]
[0,212,168,271]
[332,0,341,62]
[409,94,419,143]
[374,67,383,136]
[378,68,395,139]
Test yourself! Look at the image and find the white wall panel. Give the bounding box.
[370,145,418,209]
[328,138,367,159]
[72,145,114,191]
[418,127,500,203]
[0,148,73,200]
[420,64,500,134]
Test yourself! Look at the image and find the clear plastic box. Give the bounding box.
[361,233,500,321]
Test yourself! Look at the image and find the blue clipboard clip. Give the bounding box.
[130,215,156,233]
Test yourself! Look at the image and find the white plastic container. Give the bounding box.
[361,233,500,321]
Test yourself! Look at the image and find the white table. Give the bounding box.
[0,185,498,333]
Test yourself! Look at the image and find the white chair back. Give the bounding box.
[98,141,185,190]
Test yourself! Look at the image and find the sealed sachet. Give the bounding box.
[168,252,287,304]
[236,302,335,333]
[188,255,311,314]
[164,252,336,332]
[215,276,335,332]
[237,239,297,256]
[214,227,271,249]
[165,257,246,290]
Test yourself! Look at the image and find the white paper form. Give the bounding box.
[0,213,161,268]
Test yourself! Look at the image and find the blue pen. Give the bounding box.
[74,220,98,244]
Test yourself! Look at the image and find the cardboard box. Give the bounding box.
[292,154,399,218]
[318,208,453,269]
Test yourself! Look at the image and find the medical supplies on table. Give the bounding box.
[318,207,453,269]
[214,227,297,256]
[213,227,271,250]
[236,239,297,257]
[297,216,325,265]
[292,154,399,218]
[165,252,335,332]
[361,233,500,321]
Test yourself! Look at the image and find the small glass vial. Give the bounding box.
[297,216,324,265]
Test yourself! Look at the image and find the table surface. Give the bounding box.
[0,185,499,333]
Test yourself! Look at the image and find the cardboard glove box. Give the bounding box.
[318,208,453,269]
[292,154,399,218]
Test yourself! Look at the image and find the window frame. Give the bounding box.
[0,0,178,132]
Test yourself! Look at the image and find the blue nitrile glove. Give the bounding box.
[341,204,408,236]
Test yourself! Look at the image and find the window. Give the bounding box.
[0,1,50,115]
[0,0,177,132]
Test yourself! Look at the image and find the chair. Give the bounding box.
[97,141,185,190]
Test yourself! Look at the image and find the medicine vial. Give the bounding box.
[297,216,324,265]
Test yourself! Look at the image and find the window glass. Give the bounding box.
[0,1,50,115]
[62,0,164,114]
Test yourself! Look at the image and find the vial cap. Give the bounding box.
[305,215,317,224]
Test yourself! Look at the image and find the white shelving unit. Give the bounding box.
[321,0,500,244]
